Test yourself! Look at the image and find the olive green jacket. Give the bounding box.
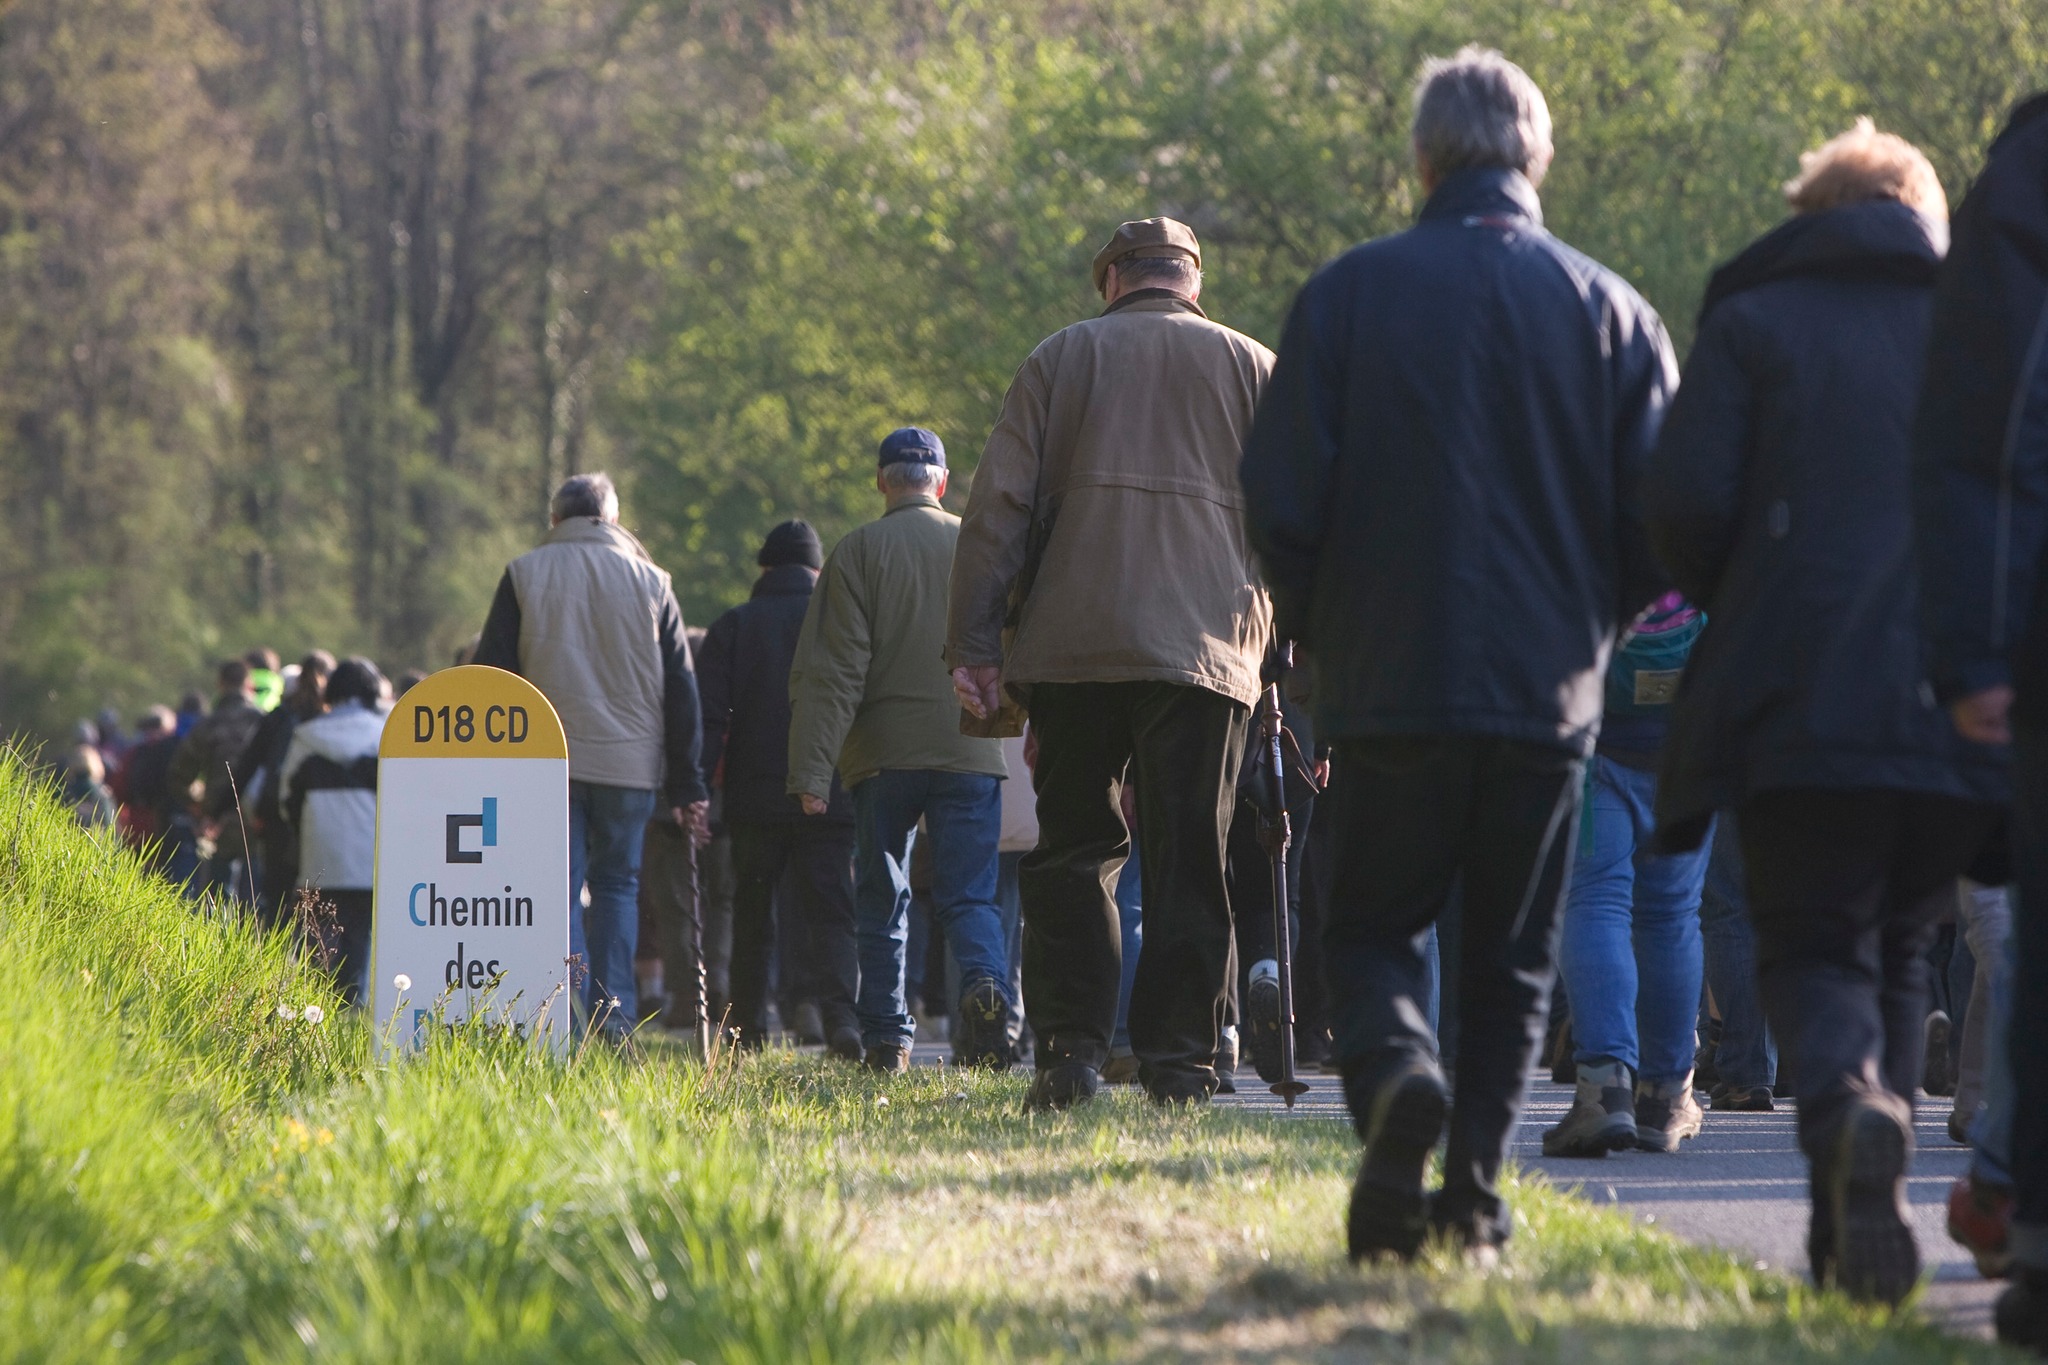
[787,495,1007,795]
[947,293,1275,711]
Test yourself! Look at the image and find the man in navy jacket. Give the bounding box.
[1240,45,1675,1263]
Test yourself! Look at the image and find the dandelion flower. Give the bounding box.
[393,974,412,992]
[302,1004,326,1024]
[277,1004,298,1021]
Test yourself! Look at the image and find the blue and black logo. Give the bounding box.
[446,797,499,864]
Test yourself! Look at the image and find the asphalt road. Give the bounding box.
[1215,1064,1999,1337]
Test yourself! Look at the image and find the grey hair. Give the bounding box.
[551,471,619,522]
[879,461,944,494]
[1411,46,1553,185]
[1112,255,1202,295]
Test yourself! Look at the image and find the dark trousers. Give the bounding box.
[317,887,373,1006]
[2014,732,2048,1257]
[1022,681,1248,1088]
[727,817,857,1043]
[1323,735,1583,1245]
[1738,788,1996,1160]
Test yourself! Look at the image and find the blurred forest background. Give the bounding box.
[0,0,2039,739]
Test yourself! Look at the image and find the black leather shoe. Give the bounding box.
[1347,1067,1448,1263]
[826,1026,864,1063]
[1024,1061,1100,1111]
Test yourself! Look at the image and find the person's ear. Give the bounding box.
[935,469,950,499]
[875,471,888,496]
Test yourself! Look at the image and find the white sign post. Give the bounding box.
[370,666,571,1055]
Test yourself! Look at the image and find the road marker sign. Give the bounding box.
[370,666,571,1054]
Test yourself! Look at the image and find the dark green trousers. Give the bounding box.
[1022,681,1248,1091]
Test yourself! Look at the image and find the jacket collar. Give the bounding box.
[751,563,819,598]
[1102,288,1207,319]
[883,493,943,516]
[1698,199,1944,324]
[1418,166,1545,229]
[544,515,655,563]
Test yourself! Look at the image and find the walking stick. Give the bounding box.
[1259,644,1310,1108]
[686,823,712,1065]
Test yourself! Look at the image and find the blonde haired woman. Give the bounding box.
[1646,122,2002,1305]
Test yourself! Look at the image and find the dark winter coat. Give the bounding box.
[1240,167,1678,755]
[1914,94,2048,729]
[698,564,850,824]
[1648,199,2007,850]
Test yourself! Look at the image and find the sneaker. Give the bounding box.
[826,1025,864,1063]
[1635,1071,1704,1152]
[1100,1048,1141,1085]
[1542,1060,1637,1157]
[1025,1061,1100,1112]
[1245,960,1284,1083]
[861,1043,910,1074]
[1215,1024,1240,1096]
[953,978,1012,1069]
[1923,1010,1955,1098]
[1996,1266,2048,1353]
[1710,1082,1774,1112]
[1948,1173,2014,1279]
[1346,1066,1449,1263]
[1824,1092,1919,1305]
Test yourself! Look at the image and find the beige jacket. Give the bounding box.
[788,496,1007,795]
[505,518,673,790]
[948,293,1276,708]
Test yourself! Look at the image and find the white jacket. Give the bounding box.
[281,702,385,891]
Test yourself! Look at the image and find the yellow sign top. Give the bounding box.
[378,665,568,759]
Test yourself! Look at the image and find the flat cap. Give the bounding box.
[1090,217,1201,295]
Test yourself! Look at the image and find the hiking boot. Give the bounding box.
[826,1025,864,1063]
[1346,1066,1449,1263]
[1542,1060,1637,1157]
[1100,1048,1141,1085]
[1215,1024,1240,1096]
[1996,1266,2048,1354]
[1635,1071,1704,1152]
[953,977,1012,1069]
[1025,1061,1100,1112]
[1923,1010,1955,1098]
[1245,960,1284,1083]
[1710,1082,1774,1112]
[1147,1074,1215,1106]
[861,1043,910,1074]
[1823,1091,1919,1305]
[1948,1173,2014,1279]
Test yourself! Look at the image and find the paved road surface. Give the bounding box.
[1213,1062,1998,1336]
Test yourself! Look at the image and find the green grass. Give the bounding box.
[0,753,2021,1362]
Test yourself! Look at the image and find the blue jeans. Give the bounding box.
[569,781,658,1035]
[850,770,1007,1050]
[1111,838,1144,1051]
[1558,757,1709,1083]
[997,851,1027,1047]
[1699,811,1778,1088]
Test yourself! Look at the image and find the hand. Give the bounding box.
[672,801,711,848]
[1952,686,2015,745]
[1313,758,1330,789]
[952,664,1002,720]
[799,793,829,817]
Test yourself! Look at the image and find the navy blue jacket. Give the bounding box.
[1649,200,2007,849]
[1914,94,2048,729]
[697,564,850,824]
[1240,168,1676,755]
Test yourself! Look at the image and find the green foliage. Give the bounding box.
[0,0,2040,731]
[612,0,2041,628]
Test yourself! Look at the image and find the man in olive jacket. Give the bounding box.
[949,217,1275,1109]
[787,429,1011,1073]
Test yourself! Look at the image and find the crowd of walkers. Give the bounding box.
[55,46,2048,1351]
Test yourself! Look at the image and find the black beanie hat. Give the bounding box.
[758,519,823,570]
